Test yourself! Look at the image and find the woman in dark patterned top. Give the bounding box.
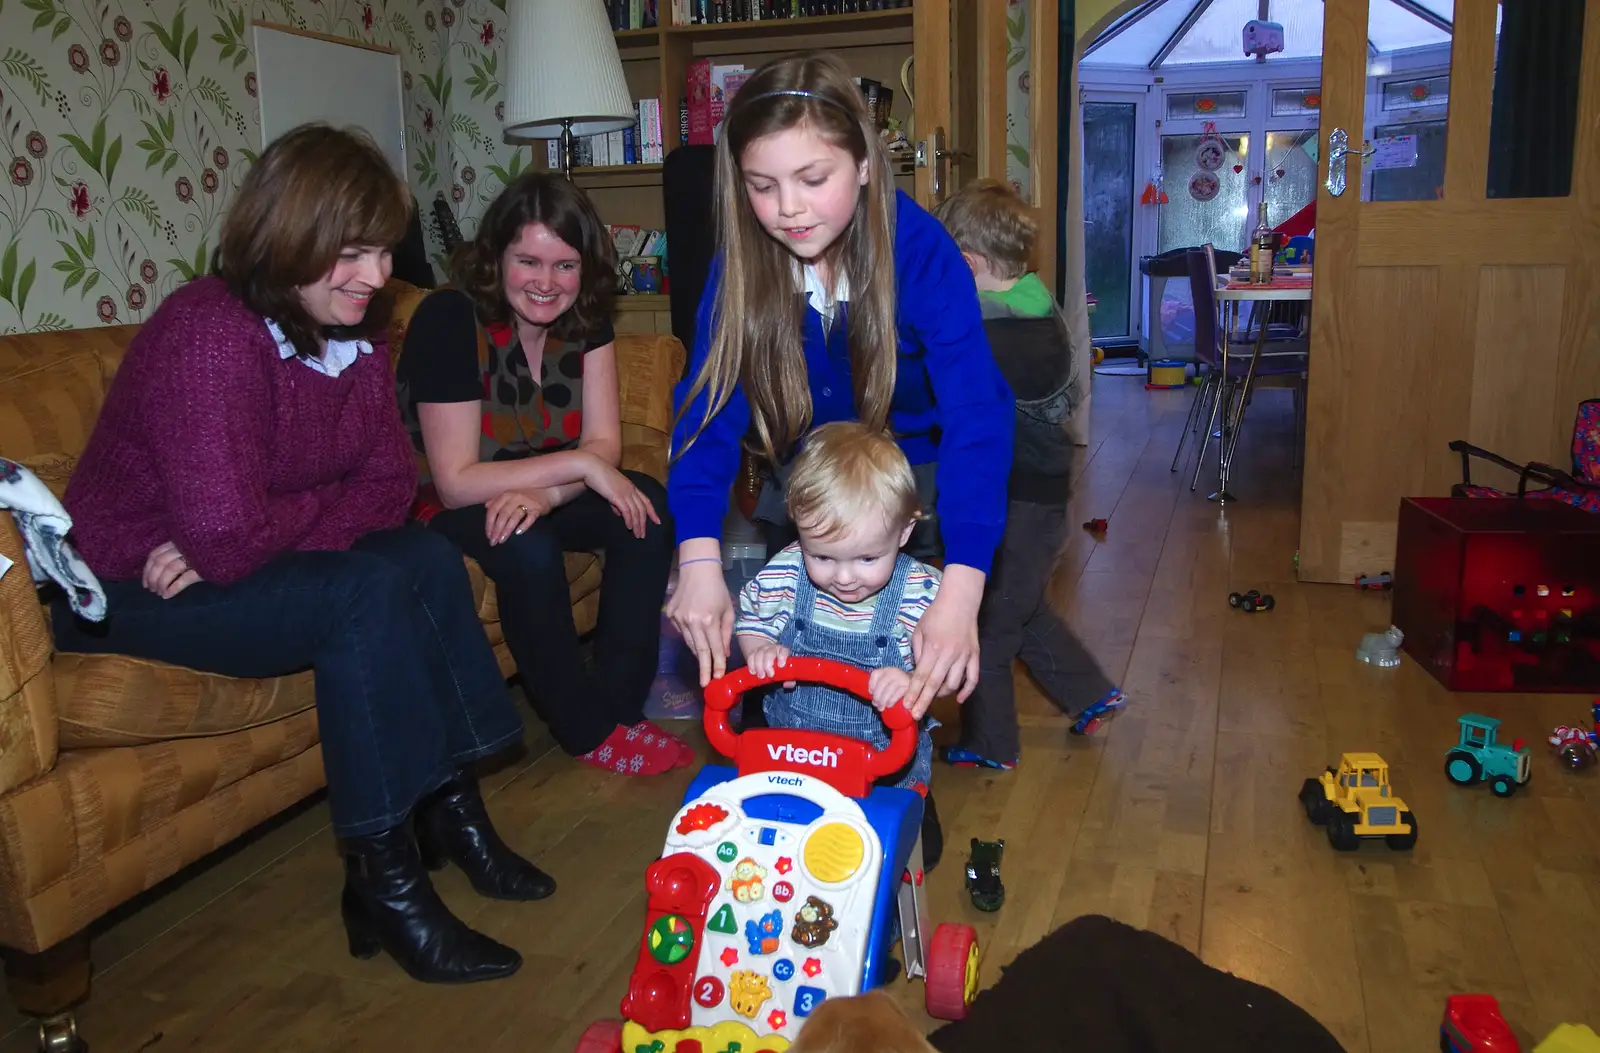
[398,174,683,776]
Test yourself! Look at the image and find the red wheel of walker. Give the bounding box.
[574,1019,623,1053]
[924,922,980,1021]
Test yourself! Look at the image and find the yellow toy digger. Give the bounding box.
[1298,753,1418,851]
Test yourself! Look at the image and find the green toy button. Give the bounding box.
[709,903,737,934]
[647,914,695,965]
[716,841,739,862]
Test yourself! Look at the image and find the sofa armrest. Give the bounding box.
[0,514,59,795]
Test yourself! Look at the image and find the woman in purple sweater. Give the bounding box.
[55,124,544,986]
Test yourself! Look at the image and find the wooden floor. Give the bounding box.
[4,375,1598,1052]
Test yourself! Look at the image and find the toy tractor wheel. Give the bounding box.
[1489,774,1517,798]
[1298,778,1332,825]
[1241,596,1258,612]
[1228,592,1243,608]
[1326,811,1359,851]
[1444,750,1481,786]
[574,1019,622,1053]
[1260,594,1276,611]
[924,923,980,1021]
[1386,810,1418,851]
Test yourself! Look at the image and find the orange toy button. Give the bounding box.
[693,975,724,1008]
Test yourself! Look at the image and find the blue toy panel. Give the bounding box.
[680,766,924,995]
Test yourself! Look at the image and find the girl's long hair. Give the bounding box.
[674,50,899,467]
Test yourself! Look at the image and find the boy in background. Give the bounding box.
[934,179,1123,771]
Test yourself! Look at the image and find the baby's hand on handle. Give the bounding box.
[868,667,913,714]
[741,641,791,680]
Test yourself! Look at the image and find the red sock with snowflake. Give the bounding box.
[577,723,686,775]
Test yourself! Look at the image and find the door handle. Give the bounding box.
[917,125,950,200]
[1325,127,1375,197]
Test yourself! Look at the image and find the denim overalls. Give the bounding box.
[771,553,937,791]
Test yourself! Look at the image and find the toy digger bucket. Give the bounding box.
[700,657,918,781]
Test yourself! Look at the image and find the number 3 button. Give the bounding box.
[694,976,724,1008]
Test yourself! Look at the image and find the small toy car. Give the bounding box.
[1228,589,1275,612]
[1299,753,1417,851]
[1442,993,1520,1052]
[1445,714,1530,797]
[1355,571,1394,591]
[964,839,1005,912]
[1082,518,1108,536]
[1548,701,1599,773]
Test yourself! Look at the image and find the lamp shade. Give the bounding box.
[502,0,637,140]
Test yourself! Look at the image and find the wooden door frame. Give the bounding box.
[1299,0,1600,582]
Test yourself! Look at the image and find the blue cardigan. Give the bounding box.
[667,190,1014,574]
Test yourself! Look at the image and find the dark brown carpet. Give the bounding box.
[929,915,1347,1053]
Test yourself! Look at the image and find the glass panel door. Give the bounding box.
[1157,130,1252,254]
[1083,96,1140,340]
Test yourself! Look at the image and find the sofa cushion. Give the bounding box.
[54,656,317,748]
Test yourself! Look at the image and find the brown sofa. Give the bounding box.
[0,280,685,1048]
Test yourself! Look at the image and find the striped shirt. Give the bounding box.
[736,543,941,665]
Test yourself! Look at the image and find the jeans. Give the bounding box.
[426,471,674,756]
[962,500,1116,761]
[51,525,524,838]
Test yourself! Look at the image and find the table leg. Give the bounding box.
[1208,299,1241,504]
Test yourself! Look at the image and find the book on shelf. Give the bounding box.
[670,0,909,22]
[602,0,658,30]
[544,98,665,169]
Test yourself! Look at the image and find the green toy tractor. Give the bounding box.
[1445,713,1530,798]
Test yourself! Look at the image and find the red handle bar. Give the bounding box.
[701,657,917,781]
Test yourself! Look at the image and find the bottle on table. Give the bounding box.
[1249,200,1275,285]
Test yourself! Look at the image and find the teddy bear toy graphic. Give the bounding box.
[726,857,767,903]
[790,896,838,949]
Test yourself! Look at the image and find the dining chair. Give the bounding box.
[1171,245,1310,493]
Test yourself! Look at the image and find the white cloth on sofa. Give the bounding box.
[0,457,106,620]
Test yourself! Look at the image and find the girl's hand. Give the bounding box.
[143,541,202,599]
[486,489,550,545]
[668,557,734,686]
[583,457,660,539]
[905,565,986,716]
[741,640,791,680]
[868,666,912,713]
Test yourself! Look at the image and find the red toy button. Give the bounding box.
[693,975,724,1008]
[776,857,793,874]
[768,1009,788,1031]
[720,947,739,967]
[802,957,822,977]
[773,881,794,903]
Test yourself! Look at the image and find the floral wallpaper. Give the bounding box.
[1007,0,1032,199]
[0,0,526,333]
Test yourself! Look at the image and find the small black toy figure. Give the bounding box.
[965,838,1005,912]
[1228,589,1275,612]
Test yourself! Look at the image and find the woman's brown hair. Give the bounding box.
[217,123,410,358]
[673,50,899,468]
[449,172,617,342]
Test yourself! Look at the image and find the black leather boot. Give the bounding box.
[415,771,556,901]
[340,824,521,984]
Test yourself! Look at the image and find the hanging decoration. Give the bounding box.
[1196,138,1225,172]
[1189,171,1221,202]
[1140,160,1169,206]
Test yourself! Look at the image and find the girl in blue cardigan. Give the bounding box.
[667,51,1014,718]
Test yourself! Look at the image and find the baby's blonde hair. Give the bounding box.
[785,422,921,541]
[789,990,939,1053]
[932,177,1037,280]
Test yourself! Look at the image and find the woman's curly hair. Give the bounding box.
[448,172,616,342]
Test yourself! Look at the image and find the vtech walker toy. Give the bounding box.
[575,659,980,1053]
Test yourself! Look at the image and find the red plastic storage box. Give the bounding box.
[1393,497,1600,693]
